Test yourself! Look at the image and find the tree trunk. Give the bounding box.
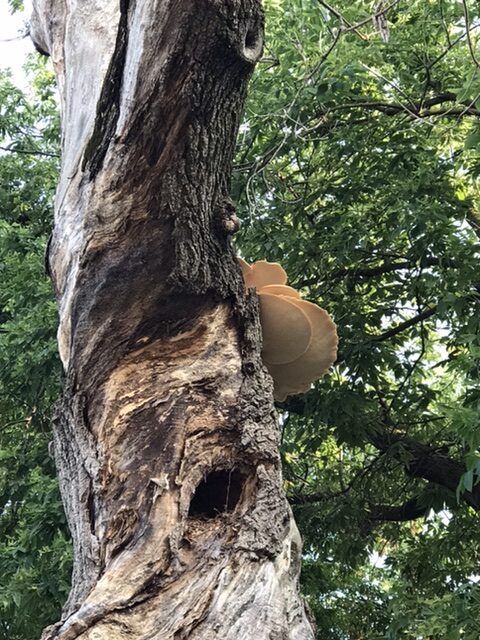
[30,1,315,638]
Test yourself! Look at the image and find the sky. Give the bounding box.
[0,0,34,88]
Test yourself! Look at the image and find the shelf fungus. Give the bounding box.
[239,258,338,401]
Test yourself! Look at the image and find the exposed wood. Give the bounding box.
[30,1,315,638]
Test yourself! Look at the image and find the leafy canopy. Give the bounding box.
[235,0,480,637]
[0,58,69,639]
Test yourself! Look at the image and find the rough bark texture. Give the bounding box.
[30,1,315,638]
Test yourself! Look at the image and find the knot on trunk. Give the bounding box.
[215,196,241,236]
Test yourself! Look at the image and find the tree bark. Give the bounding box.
[30,1,315,639]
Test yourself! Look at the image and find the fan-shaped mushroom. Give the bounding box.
[259,293,312,365]
[239,258,338,400]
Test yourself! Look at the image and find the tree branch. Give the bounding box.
[462,0,480,70]
[326,257,459,281]
[466,208,480,241]
[289,490,431,522]
[298,257,460,289]
[368,497,430,522]
[371,431,480,511]
[370,305,437,342]
[346,0,400,34]
[0,144,60,158]
[315,0,367,40]
[311,92,480,124]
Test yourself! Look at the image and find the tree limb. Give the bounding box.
[466,208,480,241]
[0,144,60,158]
[371,431,480,511]
[346,0,400,34]
[311,93,480,124]
[325,257,459,281]
[462,0,480,70]
[368,497,430,522]
[315,0,367,40]
[370,305,437,342]
[289,489,431,522]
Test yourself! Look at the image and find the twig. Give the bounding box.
[345,0,400,33]
[323,257,458,281]
[315,0,367,40]
[0,144,60,158]
[359,63,421,114]
[462,0,480,70]
[304,28,342,83]
[0,31,29,43]
[371,305,437,342]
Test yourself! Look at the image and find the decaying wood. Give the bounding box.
[31,1,315,638]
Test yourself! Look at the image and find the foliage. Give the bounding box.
[0,60,69,639]
[7,1,26,12]
[1,1,480,639]
[234,0,480,637]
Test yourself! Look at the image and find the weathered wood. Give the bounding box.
[31,1,315,638]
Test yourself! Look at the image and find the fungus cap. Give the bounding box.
[259,293,312,365]
[259,284,300,298]
[238,257,337,400]
[266,299,338,400]
[238,258,255,289]
[251,260,287,289]
[238,259,288,290]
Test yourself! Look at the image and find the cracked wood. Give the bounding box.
[30,1,316,639]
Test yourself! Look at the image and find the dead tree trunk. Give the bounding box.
[30,1,315,638]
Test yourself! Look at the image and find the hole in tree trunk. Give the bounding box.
[245,29,259,50]
[188,469,244,519]
[242,23,263,63]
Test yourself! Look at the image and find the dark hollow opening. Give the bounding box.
[188,469,244,519]
[245,28,259,50]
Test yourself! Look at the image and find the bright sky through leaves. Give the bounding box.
[0,1,33,88]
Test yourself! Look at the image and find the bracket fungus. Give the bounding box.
[239,258,338,401]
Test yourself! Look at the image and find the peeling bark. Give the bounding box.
[30,1,315,638]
